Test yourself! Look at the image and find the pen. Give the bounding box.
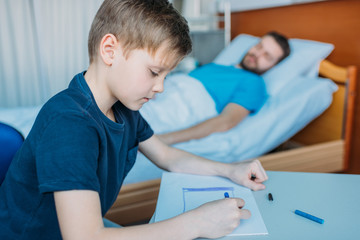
[294,209,324,224]
[224,192,243,209]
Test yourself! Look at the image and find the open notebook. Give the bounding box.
[154,172,268,236]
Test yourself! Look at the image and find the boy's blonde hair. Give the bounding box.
[88,0,192,65]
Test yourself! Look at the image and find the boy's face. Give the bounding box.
[107,43,176,111]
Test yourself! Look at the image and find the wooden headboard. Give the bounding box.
[229,0,360,173]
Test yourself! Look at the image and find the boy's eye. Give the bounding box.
[150,69,159,77]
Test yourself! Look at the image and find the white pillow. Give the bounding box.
[213,34,334,96]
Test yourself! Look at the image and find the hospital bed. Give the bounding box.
[101,35,356,225]
[0,34,356,225]
[109,65,356,225]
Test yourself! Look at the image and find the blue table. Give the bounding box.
[220,171,360,239]
[153,171,360,239]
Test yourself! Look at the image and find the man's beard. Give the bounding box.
[239,54,267,75]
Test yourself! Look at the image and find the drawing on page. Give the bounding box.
[182,187,235,212]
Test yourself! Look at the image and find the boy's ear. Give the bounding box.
[99,34,120,66]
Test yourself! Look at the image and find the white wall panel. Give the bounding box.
[0,0,102,107]
[219,0,326,12]
[33,0,102,102]
[0,0,42,107]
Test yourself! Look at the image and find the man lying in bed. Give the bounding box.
[158,31,290,145]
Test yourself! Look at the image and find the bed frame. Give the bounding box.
[104,59,357,226]
[258,59,357,172]
[105,1,358,226]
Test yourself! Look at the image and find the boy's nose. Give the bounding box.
[153,78,164,93]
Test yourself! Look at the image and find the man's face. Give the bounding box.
[107,44,176,111]
[240,35,285,75]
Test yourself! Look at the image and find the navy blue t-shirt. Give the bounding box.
[0,72,153,239]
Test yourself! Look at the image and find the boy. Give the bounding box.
[0,1,268,239]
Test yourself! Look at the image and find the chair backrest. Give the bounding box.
[0,122,24,184]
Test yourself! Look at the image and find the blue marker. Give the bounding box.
[224,192,229,198]
[294,210,324,224]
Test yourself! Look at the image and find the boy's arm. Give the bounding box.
[139,135,267,191]
[157,103,249,145]
[54,189,250,239]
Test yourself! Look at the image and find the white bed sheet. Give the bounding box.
[124,72,337,184]
[0,72,337,185]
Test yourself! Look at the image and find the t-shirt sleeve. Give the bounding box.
[36,113,101,194]
[136,113,154,142]
[230,76,268,113]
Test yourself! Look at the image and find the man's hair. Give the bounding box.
[88,0,192,64]
[265,31,290,63]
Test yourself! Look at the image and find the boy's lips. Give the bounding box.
[143,97,152,102]
[146,94,156,100]
[143,93,158,102]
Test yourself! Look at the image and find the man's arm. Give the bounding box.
[158,103,250,145]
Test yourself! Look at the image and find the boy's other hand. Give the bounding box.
[227,159,268,191]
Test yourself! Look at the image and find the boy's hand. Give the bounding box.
[188,198,250,239]
[227,159,268,191]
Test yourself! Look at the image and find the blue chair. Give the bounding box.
[0,122,24,184]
